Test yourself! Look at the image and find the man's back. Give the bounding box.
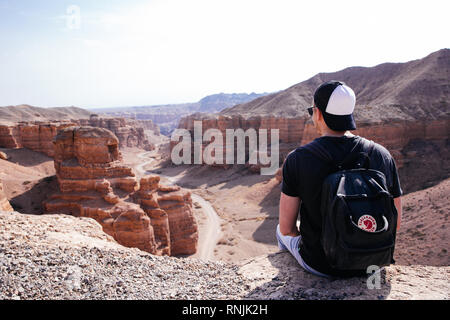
[281,135,403,277]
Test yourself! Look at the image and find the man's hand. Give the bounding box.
[394,197,402,231]
[279,192,301,236]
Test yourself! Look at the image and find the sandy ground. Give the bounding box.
[395,178,449,266]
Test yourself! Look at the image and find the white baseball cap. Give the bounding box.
[312,81,356,131]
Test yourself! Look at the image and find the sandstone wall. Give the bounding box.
[79,115,155,150]
[0,116,155,157]
[134,176,198,256]
[178,115,307,144]
[173,115,306,169]
[0,122,76,157]
[43,126,198,256]
[135,119,160,135]
[300,119,449,168]
[176,115,449,171]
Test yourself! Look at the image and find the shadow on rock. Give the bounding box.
[251,181,281,245]
[0,147,53,167]
[238,251,391,300]
[10,175,59,214]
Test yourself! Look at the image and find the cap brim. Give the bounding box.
[322,112,356,131]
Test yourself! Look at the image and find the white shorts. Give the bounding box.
[276,224,331,278]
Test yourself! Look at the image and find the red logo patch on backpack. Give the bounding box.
[358,215,377,232]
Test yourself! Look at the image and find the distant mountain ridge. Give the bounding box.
[0,105,92,124]
[91,92,270,114]
[220,48,450,121]
[92,92,270,135]
[198,92,269,112]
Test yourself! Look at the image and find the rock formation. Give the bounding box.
[300,118,449,169]
[0,179,12,212]
[175,114,308,167]
[79,115,155,150]
[135,119,160,136]
[0,121,77,157]
[43,126,198,256]
[0,116,156,157]
[133,175,199,255]
[176,114,449,192]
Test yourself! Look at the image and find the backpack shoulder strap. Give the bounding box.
[367,139,376,157]
[339,138,376,169]
[352,138,375,169]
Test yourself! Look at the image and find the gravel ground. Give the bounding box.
[0,211,249,300]
[1,211,448,300]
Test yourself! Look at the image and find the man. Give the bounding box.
[276,81,403,278]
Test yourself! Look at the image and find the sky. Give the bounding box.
[0,0,449,108]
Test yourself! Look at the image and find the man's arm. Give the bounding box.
[279,192,301,236]
[394,197,402,231]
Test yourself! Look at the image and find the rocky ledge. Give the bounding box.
[0,211,243,300]
[1,211,448,300]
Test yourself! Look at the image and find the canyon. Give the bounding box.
[0,48,448,300]
[41,126,198,256]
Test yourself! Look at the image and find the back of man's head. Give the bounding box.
[312,81,357,131]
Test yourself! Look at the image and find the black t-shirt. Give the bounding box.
[281,135,403,277]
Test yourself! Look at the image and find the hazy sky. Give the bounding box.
[0,0,448,108]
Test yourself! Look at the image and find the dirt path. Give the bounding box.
[190,193,222,261]
[135,151,222,261]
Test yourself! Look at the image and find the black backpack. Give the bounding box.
[306,138,398,271]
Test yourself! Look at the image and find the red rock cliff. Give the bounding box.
[79,115,155,150]
[175,114,449,174]
[0,121,77,157]
[0,116,155,157]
